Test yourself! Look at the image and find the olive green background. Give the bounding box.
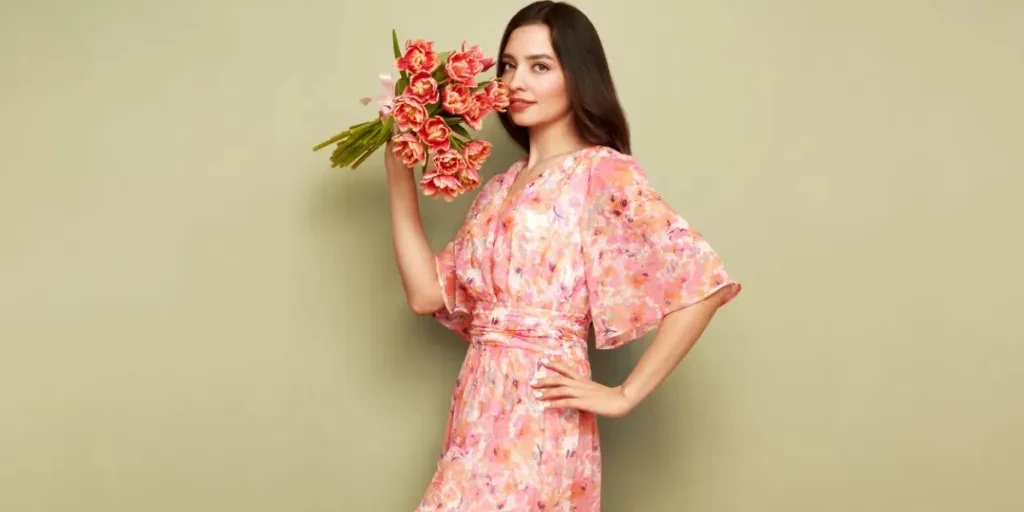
[2,0,1021,510]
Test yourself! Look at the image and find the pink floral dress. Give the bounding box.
[416,145,741,511]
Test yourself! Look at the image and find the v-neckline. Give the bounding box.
[496,146,593,215]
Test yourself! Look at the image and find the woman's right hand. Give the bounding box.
[383,121,410,175]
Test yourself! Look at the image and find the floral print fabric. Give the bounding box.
[417,146,740,511]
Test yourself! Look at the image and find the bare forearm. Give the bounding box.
[386,166,444,314]
[619,289,729,407]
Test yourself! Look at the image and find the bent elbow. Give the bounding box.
[409,297,443,316]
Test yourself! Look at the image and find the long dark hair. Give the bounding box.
[496,1,631,154]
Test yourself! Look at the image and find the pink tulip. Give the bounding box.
[391,95,428,132]
[396,39,440,74]
[441,83,473,115]
[459,165,481,189]
[483,79,510,112]
[433,148,468,176]
[391,132,426,168]
[406,71,440,105]
[462,139,492,169]
[419,171,465,202]
[461,91,491,130]
[417,116,452,152]
[445,42,494,87]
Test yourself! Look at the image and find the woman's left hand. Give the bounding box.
[531,359,635,418]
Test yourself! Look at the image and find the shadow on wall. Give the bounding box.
[589,313,749,509]
[298,120,526,504]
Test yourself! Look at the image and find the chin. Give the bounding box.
[508,107,572,130]
[508,112,539,127]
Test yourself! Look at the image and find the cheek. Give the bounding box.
[535,76,569,109]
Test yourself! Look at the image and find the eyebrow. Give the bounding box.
[501,53,555,61]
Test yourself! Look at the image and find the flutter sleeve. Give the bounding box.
[432,235,474,341]
[430,175,501,341]
[582,151,741,350]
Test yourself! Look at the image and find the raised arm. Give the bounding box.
[384,140,445,315]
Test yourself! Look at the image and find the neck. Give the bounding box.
[525,115,589,168]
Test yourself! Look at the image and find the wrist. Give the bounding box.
[616,383,642,410]
[386,162,416,181]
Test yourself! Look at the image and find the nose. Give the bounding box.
[506,67,525,91]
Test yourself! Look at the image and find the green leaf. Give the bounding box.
[449,136,465,151]
[396,76,409,95]
[450,124,470,139]
[391,30,409,83]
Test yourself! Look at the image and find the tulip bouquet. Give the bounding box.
[313,30,510,201]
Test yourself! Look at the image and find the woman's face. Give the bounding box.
[499,24,571,128]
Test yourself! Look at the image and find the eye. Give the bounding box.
[532,63,550,72]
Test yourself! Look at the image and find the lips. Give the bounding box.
[508,99,535,111]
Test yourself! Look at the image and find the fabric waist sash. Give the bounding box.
[466,304,590,359]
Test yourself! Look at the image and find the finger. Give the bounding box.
[535,386,577,401]
[530,375,573,389]
[541,359,583,381]
[544,398,583,411]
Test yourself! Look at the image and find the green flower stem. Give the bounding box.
[349,141,380,169]
[334,123,379,166]
[348,119,381,141]
[312,119,377,151]
[331,138,367,168]
[328,119,385,167]
[351,126,390,169]
[313,130,348,152]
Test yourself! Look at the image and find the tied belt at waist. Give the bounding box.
[466,304,590,355]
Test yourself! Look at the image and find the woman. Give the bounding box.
[385,1,741,509]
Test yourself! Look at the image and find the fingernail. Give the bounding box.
[530,378,537,386]
[534,391,542,398]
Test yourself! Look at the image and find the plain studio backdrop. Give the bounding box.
[1,0,1021,510]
